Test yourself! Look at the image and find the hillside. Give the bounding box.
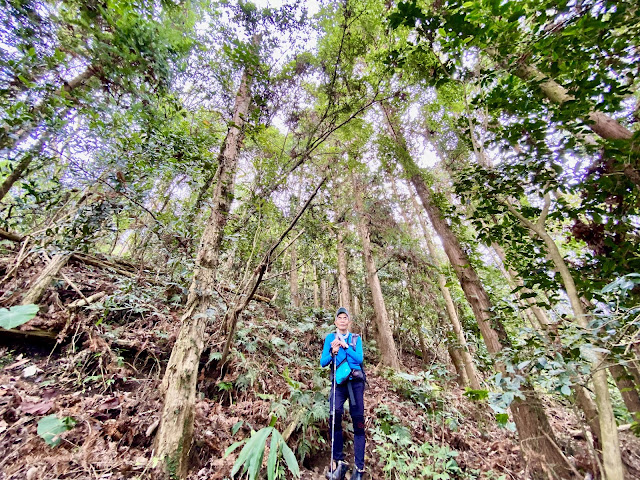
[2,252,639,479]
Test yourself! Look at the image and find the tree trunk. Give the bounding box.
[448,345,468,386]
[321,278,330,309]
[290,241,300,308]
[506,198,625,480]
[609,363,640,424]
[22,253,72,305]
[154,63,254,479]
[352,171,401,370]
[313,265,320,308]
[382,103,575,479]
[336,228,351,311]
[0,133,50,202]
[513,63,632,141]
[412,198,482,390]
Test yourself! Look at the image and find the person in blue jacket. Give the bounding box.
[320,307,366,480]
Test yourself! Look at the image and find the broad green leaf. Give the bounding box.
[37,415,75,447]
[0,304,39,329]
[224,439,246,457]
[231,421,243,436]
[247,427,271,480]
[267,430,280,480]
[279,434,300,478]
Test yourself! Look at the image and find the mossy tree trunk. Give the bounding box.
[154,64,254,479]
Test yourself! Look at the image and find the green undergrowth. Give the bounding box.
[216,307,507,479]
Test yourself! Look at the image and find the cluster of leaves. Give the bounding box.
[372,404,490,480]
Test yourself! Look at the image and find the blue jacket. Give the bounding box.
[320,332,363,371]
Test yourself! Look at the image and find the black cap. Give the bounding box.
[336,307,349,318]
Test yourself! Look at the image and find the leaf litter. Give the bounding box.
[1,251,640,479]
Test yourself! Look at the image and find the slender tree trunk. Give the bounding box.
[154,63,254,478]
[290,241,300,308]
[313,265,320,308]
[609,364,640,424]
[321,278,329,309]
[352,171,401,370]
[22,253,72,305]
[0,133,50,202]
[506,198,625,480]
[336,228,351,311]
[382,103,575,479]
[448,345,468,386]
[185,165,218,231]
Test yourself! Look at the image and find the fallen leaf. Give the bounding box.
[20,400,54,415]
[98,396,120,410]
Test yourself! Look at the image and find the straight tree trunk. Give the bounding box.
[336,228,351,311]
[506,197,625,480]
[382,103,575,479]
[313,265,320,308]
[448,345,468,386]
[352,171,401,370]
[321,278,330,309]
[154,63,254,479]
[22,253,72,305]
[290,241,300,308]
[411,197,481,390]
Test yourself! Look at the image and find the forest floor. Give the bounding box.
[1,250,640,480]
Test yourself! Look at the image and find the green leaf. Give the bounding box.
[231,421,243,436]
[231,427,272,479]
[267,430,280,480]
[37,415,75,447]
[247,427,271,479]
[225,440,246,457]
[0,304,39,329]
[279,434,300,478]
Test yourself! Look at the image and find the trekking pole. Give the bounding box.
[330,348,337,478]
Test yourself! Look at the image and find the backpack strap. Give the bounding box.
[349,333,360,349]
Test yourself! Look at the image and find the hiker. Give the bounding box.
[320,307,366,480]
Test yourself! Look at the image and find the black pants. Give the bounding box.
[329,379,365,470]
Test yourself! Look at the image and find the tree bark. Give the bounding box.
[336,228,351,311]
[154,62,254,479]
[609,363,640,424]
[313,265,320,308]
[505,197,625,480]
[321,278,330,309]
[412,197,481,390]
[448,345,468,386]
[290,240,300,308]
[352,171,401,370]
[0,133,50,202]
[21,253,72,305]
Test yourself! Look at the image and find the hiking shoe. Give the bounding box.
[325,460,349,480]
[349,467,365,480]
